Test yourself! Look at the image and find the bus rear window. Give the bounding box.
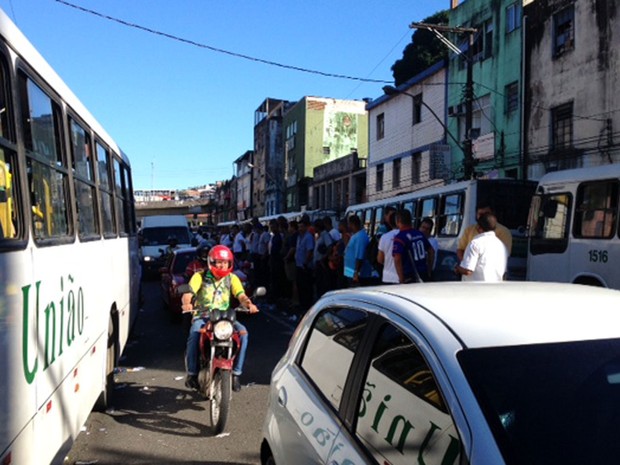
[529,193,571,255]
[573,180,618,239]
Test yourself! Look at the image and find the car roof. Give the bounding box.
[327,282,620,348]
[174,247,196,255]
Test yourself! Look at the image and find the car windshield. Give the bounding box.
[142,227,190,246]
[458,338,620,465]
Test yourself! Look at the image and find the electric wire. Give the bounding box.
[55,0,393,84]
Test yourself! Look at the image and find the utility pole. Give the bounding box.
[463,31,475,180]
[410,22,477,179]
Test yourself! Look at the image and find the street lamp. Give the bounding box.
[382,85,470,167]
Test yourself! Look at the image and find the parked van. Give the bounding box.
[139,215,192,275]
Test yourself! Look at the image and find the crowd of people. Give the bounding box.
[196,204,511,320]
[178,205,511,390]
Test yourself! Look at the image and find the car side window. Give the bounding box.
[355,323,461,465]
[300,308,368,410]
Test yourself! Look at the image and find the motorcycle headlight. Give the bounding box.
[213,320,234,340]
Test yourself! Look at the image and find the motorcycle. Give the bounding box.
[187,286,266,434]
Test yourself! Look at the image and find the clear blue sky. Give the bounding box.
[0,0,446,190]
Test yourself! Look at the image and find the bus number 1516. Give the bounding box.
[588,250,609,263]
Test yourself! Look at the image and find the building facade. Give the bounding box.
[366,61,450,202]
[233,150,253,221]
[212,178,236,225]
[310,151,367,214]
[448,0,525,179]
[283,97,368,211]
[524,0,620,179]
[253,98,292,217]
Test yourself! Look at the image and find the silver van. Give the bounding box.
[139,215,192,275]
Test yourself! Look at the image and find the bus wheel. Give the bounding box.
[574,277,604,287]
[94,317,117,411]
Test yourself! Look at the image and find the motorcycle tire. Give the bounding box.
[210,370,231,435]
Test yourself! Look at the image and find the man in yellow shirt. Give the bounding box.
[181,245,258,392]
[457,205,512,262]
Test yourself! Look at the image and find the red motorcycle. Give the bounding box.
[194,287,265,434]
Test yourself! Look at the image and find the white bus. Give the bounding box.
[0,9,141,465]
[527,164,620,288]
[345,179,536,280]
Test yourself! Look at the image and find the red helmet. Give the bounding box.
[208,245,234,279]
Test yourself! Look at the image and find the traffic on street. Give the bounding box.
[64,280,294,465]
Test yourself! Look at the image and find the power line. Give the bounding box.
[345,28,412,99]
[55,0,393,84]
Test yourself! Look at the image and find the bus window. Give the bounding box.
[70,118,99,239]
[0,151,18,239]
[363,208,373,234]
[96,142,116,237]
[113,156,132,235]
[419,197,436,227]
[0,55,19,241]
[402,200,416,218]
[529,193,571,255]
[438,193,463,236]
[372,206,383,236]
[573,181,618,239]
[20,74,71,240]
[123,164,136,234]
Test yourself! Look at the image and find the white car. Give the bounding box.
[261,282,620,465]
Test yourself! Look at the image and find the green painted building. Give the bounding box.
[447,0,524,179]
[283,97,368,211]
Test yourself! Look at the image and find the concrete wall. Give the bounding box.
[448,0,524,178]
[525,0,620,179]
[366,64,447,202]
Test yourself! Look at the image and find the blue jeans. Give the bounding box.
[186,318,248,376]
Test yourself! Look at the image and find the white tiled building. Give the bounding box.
[366,61,451,202]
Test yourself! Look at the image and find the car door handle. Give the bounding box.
[277,387,287,406]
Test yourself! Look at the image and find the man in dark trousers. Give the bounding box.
[393,209,434,284]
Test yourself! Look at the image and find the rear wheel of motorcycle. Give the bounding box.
[210,370,231,434]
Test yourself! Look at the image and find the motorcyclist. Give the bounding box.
[184,240,212,278]
[163,235,179,260]
[182,245,258,392]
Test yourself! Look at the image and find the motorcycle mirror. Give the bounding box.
[254,287,267,298]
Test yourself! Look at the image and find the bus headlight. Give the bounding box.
[213,320,234,340]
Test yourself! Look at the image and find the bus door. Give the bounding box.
[527,192,573,283]
[569,180,620,287]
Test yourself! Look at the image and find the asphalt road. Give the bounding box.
[63,280,295,465]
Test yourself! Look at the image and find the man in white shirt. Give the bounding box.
[324,216,341,243]
[457,213,508,282]
[233,223,250,260]
[376,208,399,284]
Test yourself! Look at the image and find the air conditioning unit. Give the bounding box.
[448,104,465,117]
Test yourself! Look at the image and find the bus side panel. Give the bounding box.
[528,244,572,284]
[21,239,123,462]
[128,235,142,329]
[567,238,619,286]
[0,250,36,461]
